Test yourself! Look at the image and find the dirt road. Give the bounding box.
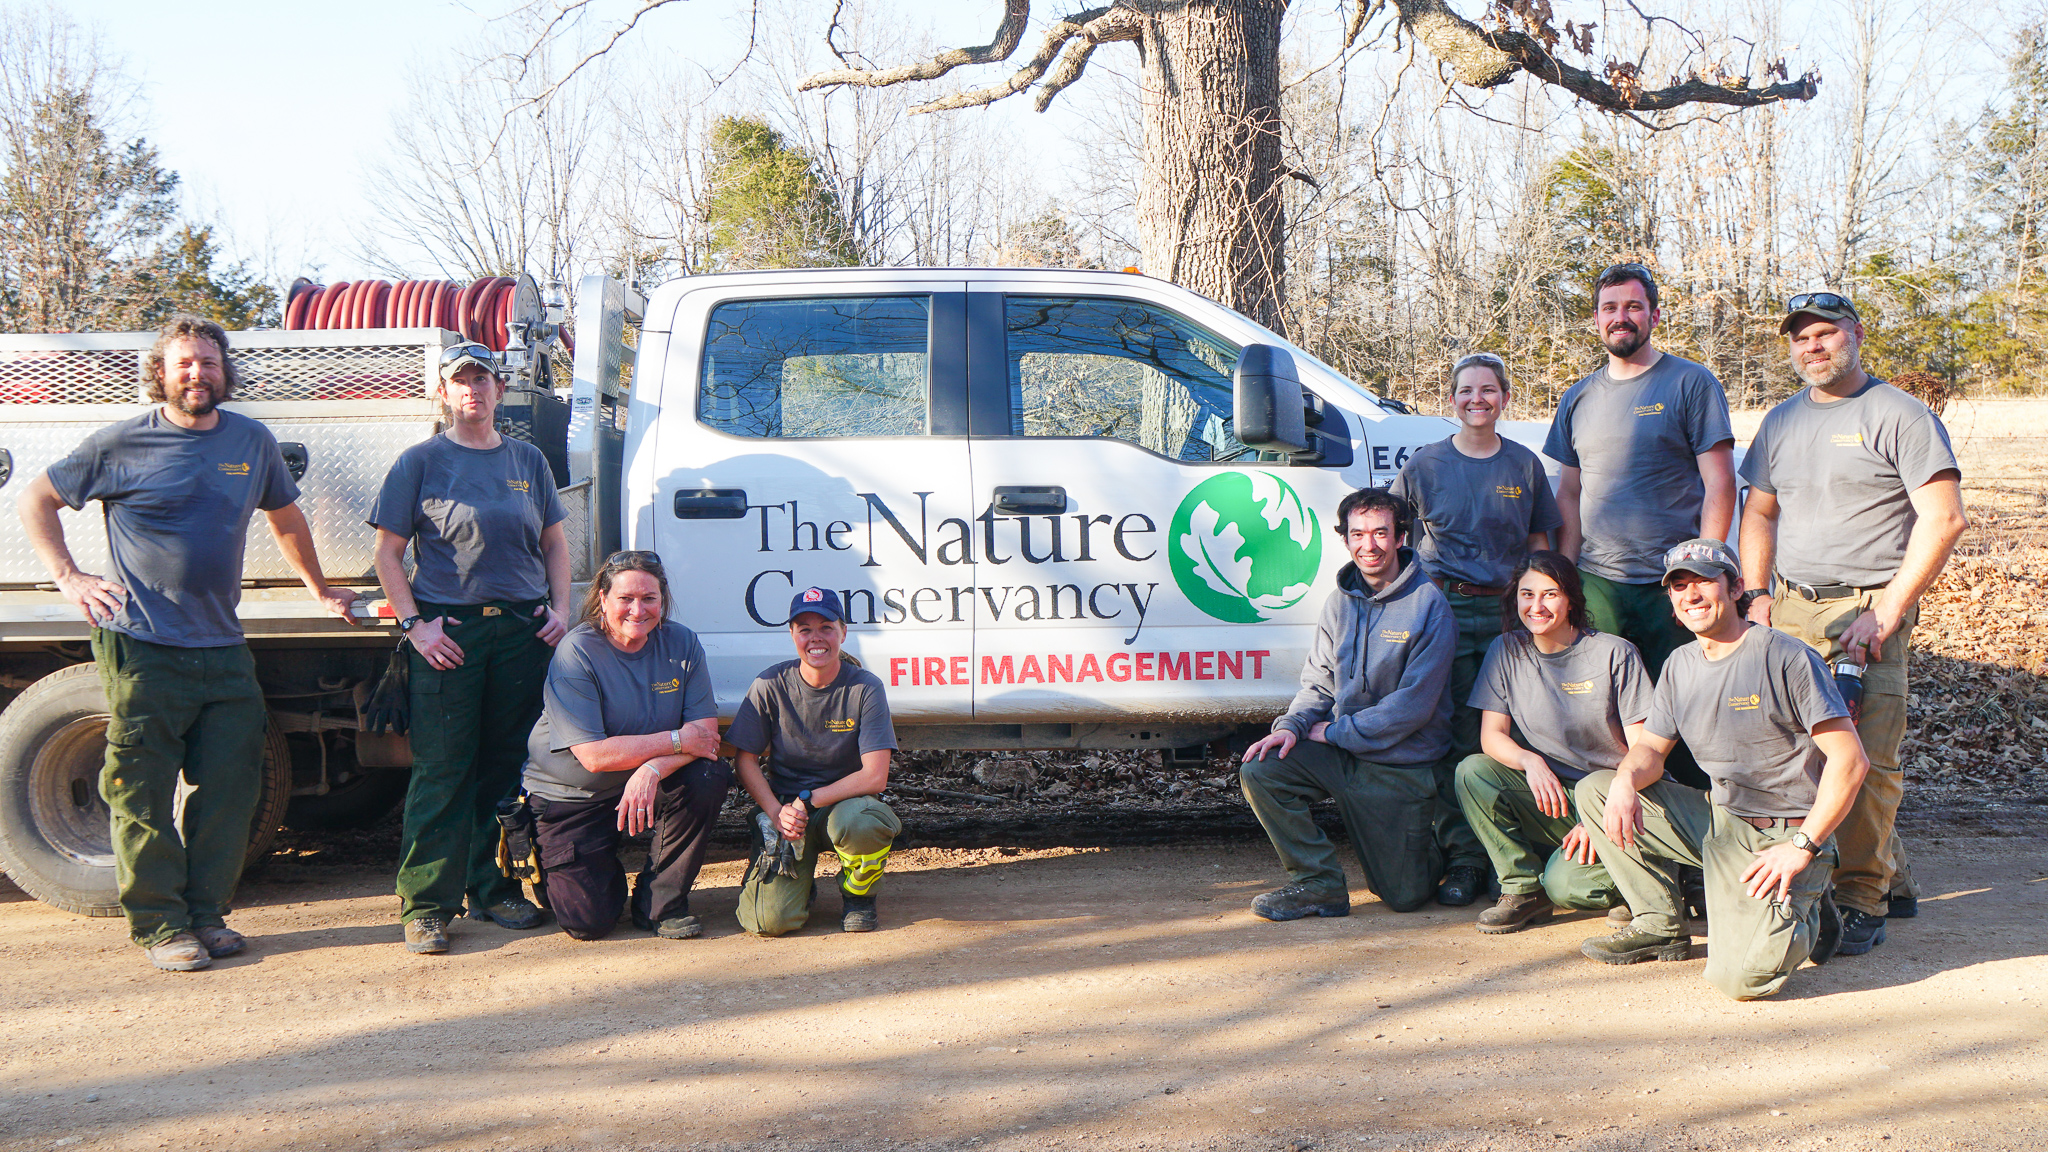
[2,828,2043,1152]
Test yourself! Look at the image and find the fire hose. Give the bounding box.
[283,275,558,353]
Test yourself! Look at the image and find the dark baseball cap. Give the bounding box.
[787,586,844,623]
[1661,538,1741,585]
[1779,291,1861,334]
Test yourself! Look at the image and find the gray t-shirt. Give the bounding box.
[369,435,565,606]
[1646,625,1849,818]
[1391,437,1563,588]
[1468,629,1654,782]
[523,621,717,803]
[1739,379,1960,588]
[727,659,898,797]
[1543,353,1735,582]
[44,409,299,648]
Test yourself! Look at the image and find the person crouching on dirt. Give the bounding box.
[521,551,730,940]
[1575,538,1869,1000]
[1238,489,1456,920]
[1455,551,1647,935]
[728,587,901,935]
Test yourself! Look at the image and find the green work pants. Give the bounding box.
[1453,754,1618,910]
[1578,569,1709,790]
[92,629,267,948]
[737,795,901,937]
[1434,590,1501,872]
[1240,739,1442,912]
[1576,770,1837,1001]
[395,601,551,924]
[1770,588,1919,916]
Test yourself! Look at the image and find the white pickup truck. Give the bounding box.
[0,267,1554,915]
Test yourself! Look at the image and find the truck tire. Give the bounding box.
[0,664,292,917]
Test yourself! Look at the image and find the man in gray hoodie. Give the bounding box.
[1240,488,1457,918]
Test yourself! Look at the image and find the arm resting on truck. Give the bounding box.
[263,502,359,624]
[16,473,126,625]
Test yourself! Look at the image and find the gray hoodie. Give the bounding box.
[1273,548,1455,766]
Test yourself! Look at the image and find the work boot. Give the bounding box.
[1579,924,1692,965]
[468,897,544,930]
[841,893,878,933]
[1836,908,1887,956]
[653,915,703,940]
[404,917,450,955]
[1886,894,1919,919]
[192,925,246,958]
[1476,891,1554,934]
[1605,904,1634,931]
[146,932,211,972]
[1810,887,1843,966]
[1250,883,1350,921]
[1436,864,1489,907]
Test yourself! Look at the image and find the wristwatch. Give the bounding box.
[398,614,421,632]
[796,790,815,813]
[1789,831,1822,856]
[669,728,683,754]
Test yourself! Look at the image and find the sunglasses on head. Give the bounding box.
[1786,292,1857,313]
[1453,351,1507,370]
[604,549,663,569]
[439,342,495,367]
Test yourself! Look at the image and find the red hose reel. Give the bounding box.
[283,275,540,353]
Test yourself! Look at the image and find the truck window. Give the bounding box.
[699,296,929,437]
[1004,296,1250,462]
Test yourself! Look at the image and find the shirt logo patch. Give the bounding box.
[1830,433,1864,447]
[1728,693,1762,711]
[651,677,680,694]
[1379,629,1410,643]
[217,462,250,476]
[1559,679,1594,695]
[1495,484,1524,499]
[507,479,530,493]
[1634,402,1666,417]
[825,718,857,733]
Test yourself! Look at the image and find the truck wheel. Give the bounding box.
[0,664,292,917]
[284,766,409,830]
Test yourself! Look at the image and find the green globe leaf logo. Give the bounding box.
[1169,472,1323,623]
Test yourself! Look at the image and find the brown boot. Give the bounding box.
[1476,891,1555,935]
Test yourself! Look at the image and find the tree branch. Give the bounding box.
[798,0,1034,92]
[1032,7,1144,112]
[1391,0,1818,111]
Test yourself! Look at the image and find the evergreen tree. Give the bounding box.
[701,116,859,271]
[137,225,278,329]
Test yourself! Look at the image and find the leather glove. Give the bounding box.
[753,810,800,881]
[362,639,411,735]
[496,795,539,881]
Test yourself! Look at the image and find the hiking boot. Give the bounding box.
[1605,904,1634,931]
[468,897,544,930]
[1887,894,1918,919]
[1579,924,1693,965]
[1679,865,1708,922]
[653,915,702,940]
[1436,864,1489,907]
[1475,892,1554,934]
[192,925,246,958]
[841,893,878,933]
[404,917,450,954]
[1810,887,1843,966]
[1250,883,1350,921]
[1836,908,1887,956]
[146,932,211,972]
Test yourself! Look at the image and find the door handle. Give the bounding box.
[993,485,1068,514]
[673,488,748,519]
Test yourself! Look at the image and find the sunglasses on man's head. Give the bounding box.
[1786,292,1857,314]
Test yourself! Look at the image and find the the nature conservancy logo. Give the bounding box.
[651,677,680,694]
[1831,433,1864,447]
[1560,679,1595,695]
[826,717,857,733]
[1728,692,1763,711]
[1169,472,1322,624]
[1634,402,1666,417]
[1495,484,1524,499]
[218,462,250,476]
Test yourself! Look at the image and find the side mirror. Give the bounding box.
[1233,344,1310,454]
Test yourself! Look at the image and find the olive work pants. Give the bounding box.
[92,629,267,948]
[1453,754,1619,911]
[1578,569,1711,791]
[532,759,734,940]
[1240,740,1442,912]
[396,600,551,924]
[1769,589,1918,917]
[1433,591,1500,873]
[1576,770,1837,1002]
[736,796,901,937]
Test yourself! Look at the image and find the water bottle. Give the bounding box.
[1832,661,1864,725]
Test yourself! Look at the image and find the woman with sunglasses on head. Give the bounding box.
[1389,352,1564,909]
[728,587,900,936]
[521,552,730,940]
[369,343,572,955]
[1453,550,1649,934]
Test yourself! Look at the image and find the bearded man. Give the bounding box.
[1737,293,1966,957]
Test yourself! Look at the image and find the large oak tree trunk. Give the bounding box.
[1134,0,1289,334]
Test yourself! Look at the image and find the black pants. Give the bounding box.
[532,759,733,940]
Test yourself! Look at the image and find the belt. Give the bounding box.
[1436,579,1506,598]
[1776,575,1882,602]
[1740,815,1806,830]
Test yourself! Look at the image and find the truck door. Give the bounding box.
[645,284,975,719]
[961,287,1359,724]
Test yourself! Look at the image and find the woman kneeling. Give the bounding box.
[1456,551,1651,933]
[522,552,731,940]
[729,587,901,936]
